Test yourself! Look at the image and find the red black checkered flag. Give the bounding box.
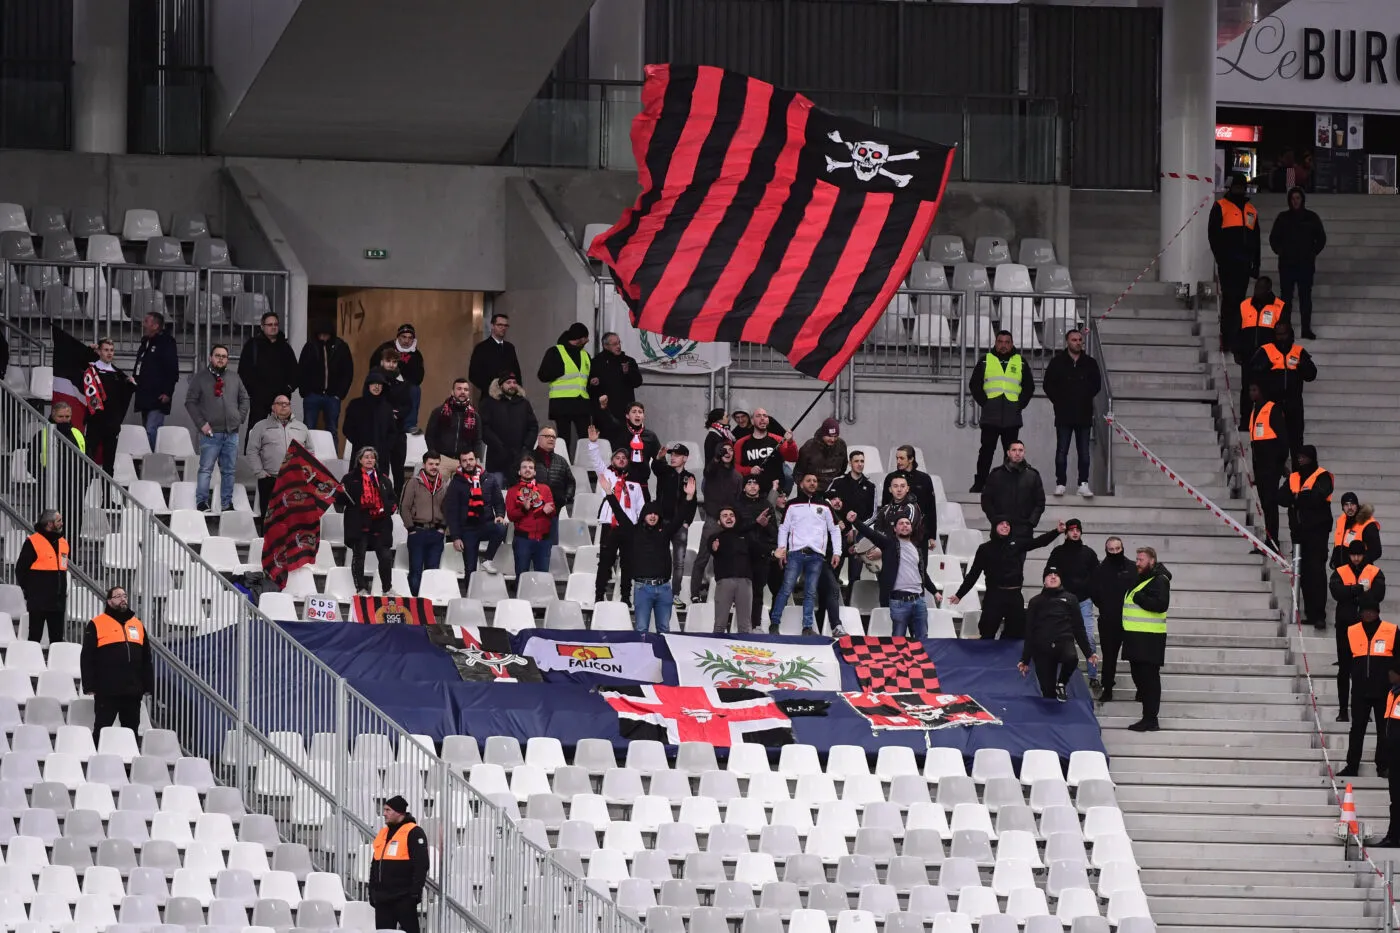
[837,635,940,694]
[589,64,955,382]
[260,442,340,588]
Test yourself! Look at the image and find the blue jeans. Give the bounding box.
[406,529,445,596]
[633,581,673,633]
[141,410,165,450]
[771,551,825,631]
[457,522,506,578]
[1055,425,1092,487]
[1079,598,1099,678]
[303,394,342,445]
[405,384,422,431]
[513,535,552,574]
[196,432,238,507]
[890,597,928,640]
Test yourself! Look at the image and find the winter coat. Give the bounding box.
[735,493,778,564]
[399,469,448,531]
[185,367,250,435]
[132,330,180,415]
[368,365,412,427]
[1023,587,1092,663]
[337,467,398,544]
[247,415,311,477]
[1208,193,1261,272]
[1278,467,1334,535]
[1331,561,1385,628]
[1269,189,1327,268]
[1332,505,1384,569]
[874,496,927,550]
[795,437,848,492]
[588,349,644,416]
[1042,350,1102,428]
[701,462,745,520]
[1121,563,1172,666]
[444,469,507,539]
[532,447,575,512]
[1046,538,1100,604]
[298,337,355,399]
[881,468,937,542]
[343,377,406,467]
[611,499,697,579]
[237,333,299,403]
[478,379,539,476]
[15,530,68,612]
[506,480,555,541]
[1347,615,1395,699]
[367,815,429,905]
[373,340,425,386]
[828,472,877,527]
[80,606,152,698]
[855,521,938,608]
[537,340,592,420]
[596,408,661,487]
[955,528,1062,597]
[469,337,521,395]
[652,459,696,524]
[1249,340,1317,402]
[426,398,481,460]
[969,349,1035,429]
[980,460,1046,538]
[709,526,753,580]
[1089,553,1136,633]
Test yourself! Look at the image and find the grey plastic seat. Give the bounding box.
[757,824,801,860]
[653,823,699,858]
[927,235,967,265]
[741,907,785,933]
[1072,918,1115,933]
[40,232,78,261]
[295,898,337,927]
[615,876,656,915]
[238,813,280,851]
[0,778,27,810]
[96,838,138,872]
[203,786,246,819]
[629,849,674,883]
[208,896,252,925]
[547,766,590,801]
[697,770,740,802]
[860,801,904,834]
[676,742,718,774]
[885,912,927,933]
[907,885,951,920]
[758,881,801,912]
[901,828,946,864]
[483,735,524,768]
[30,782,71,814]
[648,769,693,802]
[140,839,183,876]
[835,854,879,889]
[71,207,107,237]
[705,823,750,857]
[935,775,978,810]
[983,776,1024,812]
[937,856,981,892]
[0,231,36,260]
[141,729,182,764]
[688,906,730,933]
[645,905,686,933]
[130,756,170,789]
[108,810,151,846]
[1027,917,1064,933]
[807,882,850,916]
[950,829,994,865]
[215,868,258,907]
[572,738,617,773]
[1075,779,1118,812]
[857,882,900,916]
[1040,805,1083,840]
[271,842,314,880]
[164,896,205,927]
[973,236,1011,266]
[1044,832,1087,866]
[19,807,60,843]
[712,880,755,914]
[232,292,271,326]
[996,804,1037,837]
[62,808,105,843]
[888,774,932,806]
[191,237,230,267]
[252,898,294,927]
[23,699,64,732]
[126,866,169,904]
[556,821,597,853]
[852,828,896,860]
[886,855,930,890]
[1113,918,1155,933]
[171,212,210,241]
[117,784,158,815]
[31,206,66,236]
[658,879,700,908]
[1047,858,1091,898]
[118,894,162,925]
[682,851,727,884]
[525,793,566,828]
[51,836,94,870]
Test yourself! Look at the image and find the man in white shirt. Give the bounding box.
[769,472,842,635]
[588,423,646,605]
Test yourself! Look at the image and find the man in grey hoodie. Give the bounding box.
[184,345,250,511]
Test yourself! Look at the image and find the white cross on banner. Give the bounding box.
[600,685,794,747]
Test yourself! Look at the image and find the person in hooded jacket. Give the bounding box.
[1209,173,1261,350]
[537,323,592,454]
[425,378,481,460]
[980,440,1046,540]
[1332,492,1383,569]
[369,794,429,932]
[1339,603,1395,778]
[588,331,644,419]
[1278,444,1334,628]
[1233,275,1285,429]
[1332,541,1386,723]
[1249,322,1316,460]
[600,471,696,633]
[344,373,407,490]
[339,447,399,596]
[1123,546,1172,732]
[1047,518,1101,683]
[1091,537,1136,703]
[372,324,426,433]
[1041,328,1102,497]
[1269,185,1326,338]
[795,418,848,491]
[1022,567,1096,701]
[80,585,152,735]
[951,519,1064,639]
[478,373,539,487]
[298,324,355,446]
[968,330,1035,492]
[237,312,300,439]
[702,408,735,465]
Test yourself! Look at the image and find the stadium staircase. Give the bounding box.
[953,190,1390,932]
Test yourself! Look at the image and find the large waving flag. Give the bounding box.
[589,64,956,381]
[261,442,340,588]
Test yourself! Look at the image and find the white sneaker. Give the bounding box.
[356,588,370,597]
[482,560,500,575]
[1078,483,1094,498]
[1053,484,1066,496]
[386,589,401,598]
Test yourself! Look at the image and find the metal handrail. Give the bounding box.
[1086,317,1115,495]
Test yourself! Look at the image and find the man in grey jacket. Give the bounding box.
[184,345,251,511]
[247,394,311,525]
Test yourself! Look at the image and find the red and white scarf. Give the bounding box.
[82,363,109,414]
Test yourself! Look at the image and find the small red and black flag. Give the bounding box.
[260,442,340,588]
[841,691,1000,731]
[589,64,955,381]
[837,635,940,694]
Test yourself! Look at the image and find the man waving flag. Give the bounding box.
[589,64,956,382]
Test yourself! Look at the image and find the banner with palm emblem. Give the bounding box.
[665,634,841,692]
[600,288,732,373]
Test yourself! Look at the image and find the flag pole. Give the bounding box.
[787,380,836,436]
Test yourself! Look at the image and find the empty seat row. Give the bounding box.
[0,204,210,241]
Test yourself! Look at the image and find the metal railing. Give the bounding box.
[0,257,287,362]
[514,79,1063,184]
[0,380,643,933]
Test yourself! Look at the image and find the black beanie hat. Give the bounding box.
[384,795,410,814]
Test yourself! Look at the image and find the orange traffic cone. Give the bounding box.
[1338,783,1359,839]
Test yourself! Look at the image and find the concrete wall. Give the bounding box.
[208,0,303,141]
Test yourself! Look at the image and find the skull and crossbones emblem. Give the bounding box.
[902,704,945,722]
[825,131,920,187]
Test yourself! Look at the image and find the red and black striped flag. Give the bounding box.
[260,442,340,588]
[589,64,955,382]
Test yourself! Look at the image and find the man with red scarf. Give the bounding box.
[595,400,661,487]
[444,450,507,583]
[505,454,555,573]
[374,323,426,434]
[426,378,480,460]
[400,452,450,596]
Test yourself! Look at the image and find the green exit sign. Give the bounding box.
[364,248,389,260]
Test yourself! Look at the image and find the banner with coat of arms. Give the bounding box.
[665,634,842,692]
[600,287,731,373]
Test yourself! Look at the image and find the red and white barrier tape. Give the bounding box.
[1093,192,1215,322]
[1103,414,1293,576]
[1160,171,1214,183]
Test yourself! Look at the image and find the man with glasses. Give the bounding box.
[80,586,151,736]
[238,312,299,447]
[469,313,521,396]
[1089,536,1136,703]
[185,346,250,512]
[589,331,644,420]
[248,394,310,528]
[531,426,575,544]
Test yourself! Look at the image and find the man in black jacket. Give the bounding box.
[1269,185,1326,338]
[80,586,152,735]
[653,443,696,599]
[968,331,1034,493]
[468,313,521,396]
[478,374,539,489]
[830,451,877,599]
[1331,541,1386,723]
[1209,173,1261,350]
[597,401,662,487]
[238,312,300,443]
[532,427,574,544]
[425,378,480,460]
[1047,518,1101,684]
[1091,537,1136,703]
[16,510,69,644]
[600,472,696,633]
[1249,323,1317,460]
[444,451,508,583]
[1278,445,1334,628]
[589,331,644,420]
[736,476,780,632]
[951,519,1063,639]
[298,324,355,446]
[369,795,429,932]
[1124,547,1172,732]
[882,445,938,545]
[1021,567,1096,701]
[709,505,754,633]
[1332,493,1382,570]
[1042,329,1102,498]
[132,311,180,450]
[980,441,1046,540]
[373,324,426,434]
[1247,381,1288,554]
[1339,604,1395,778]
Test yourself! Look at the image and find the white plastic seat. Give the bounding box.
[1067,751,1111,787]
[591,600,633,631]
[957,884,1000,919]
[973,237,1011,266]
[0,203,29,233]
[971,749,1015,783]
[927,235,966,265]
[1018,238,1056,267]
[950,262,993,318]
[1055,887,1101,924]
[122,209,163,241]
[1090,833,1137,869]
[726,742,772,779]
[417,569,462,606]
[492,598,536,632]
[155,426,197,459]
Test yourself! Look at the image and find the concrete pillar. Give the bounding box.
[589,0,646,171]
[1158,0,1215,288]
[72,0,130,154]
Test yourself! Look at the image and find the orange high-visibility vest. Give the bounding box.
[1250,402,1278,442]
[91,613,145,647]
[1289,468,1332,501]
[26,533,68,571]
[372,822,419,861]
[1239,298,1284,329]
[1336,564,1380,589]
[1262,343,1304,370]
[1336,515,1381,548]
[1386,690,1400,721]
[1217,199,1259,229]
[1349,620,1397,659]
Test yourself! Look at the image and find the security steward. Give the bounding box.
[369,795,429,932]
[1020,566,1097,702]
[79,586,152,735]
[1330,541,1386,723]
[1209,173,1260,350]
[968,329,1034,494]
[1246,381,1287,554]
[1123,546,1172,733]
[1332,492,1382,569]
[1278,445,1334,628]
[1232,276,1283,432]
[1249,322,1316,460]
[536,321,592,457]
[1373,660,1400,848]
[15,510,69,644]
[1339,604,1395,778]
